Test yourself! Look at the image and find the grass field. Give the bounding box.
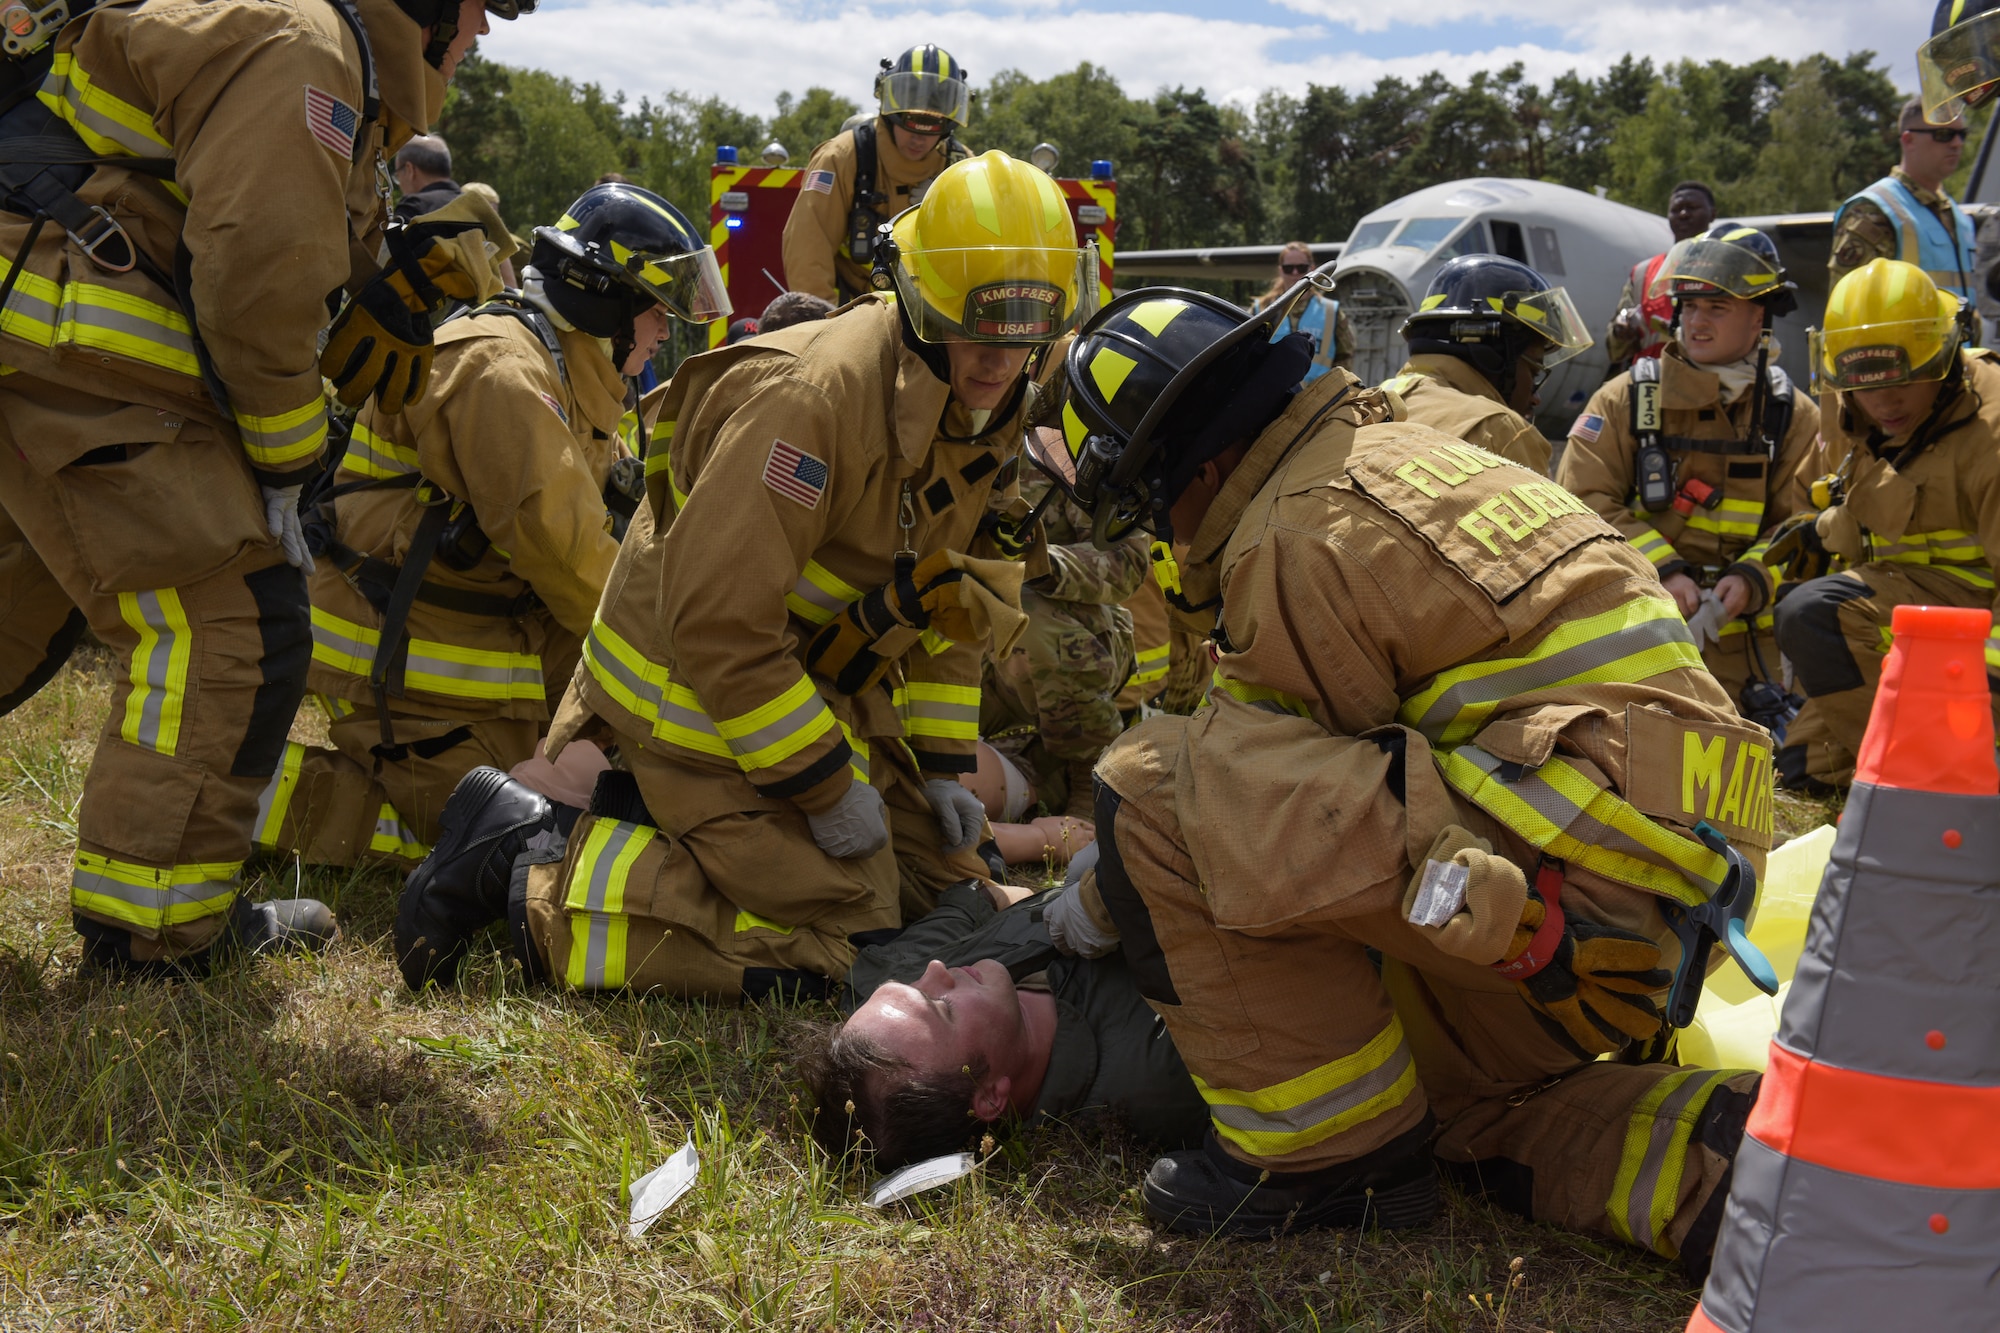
[0,652,1838,1331]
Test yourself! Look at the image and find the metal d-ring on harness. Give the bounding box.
[0,0,380,412]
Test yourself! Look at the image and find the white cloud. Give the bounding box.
[476,0,1921,120]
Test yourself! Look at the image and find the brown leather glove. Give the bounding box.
[321,219,484,412]
[1513,891,1673,1056]
[803,551,958,695]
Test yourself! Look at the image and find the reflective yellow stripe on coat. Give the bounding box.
[1132,640,1170,686]
[1398,596,1702,748]
[894,680,981,742]
[311,607,544,703]
[581,618,839,777]
[0,253,199,377]
[1194,1016,1419,1158]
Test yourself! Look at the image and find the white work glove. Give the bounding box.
[1685,589,1729,655]
[923,777,987,853]
[1044,873,1119,959]
[805,779,888,860]
[261,485,316,573]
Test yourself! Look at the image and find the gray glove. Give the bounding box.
[1044,875,1119,958]
[806,778,888,860]
[1686,589,1729,655]
[923,777,987,853]
[1062,839,1100,889]
[262,484,316,573]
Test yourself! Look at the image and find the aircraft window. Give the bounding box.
[1389,217,1464,251]
[1345,219,1397,253]
[1435,221,1489,260]
[1490,220,1528,264]
[1530,225,1566,276]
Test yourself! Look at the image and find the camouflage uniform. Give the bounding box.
[1830,167,1968,288]
[982,477,1147,815]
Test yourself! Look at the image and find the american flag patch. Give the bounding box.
[304,86,357,158]
[1570,412,1604,443]
[764,439,828,508]
[540,392,568,425]
[805,170,835,195]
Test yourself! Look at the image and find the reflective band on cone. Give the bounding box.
[1688,607,2000,1332]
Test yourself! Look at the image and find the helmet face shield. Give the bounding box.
[1647,234,1788,303]
[1920,9,2000,122]
[878,71,971,126]
[619,241,731,324]
[893,244,1093,342]
[1498,286,1591,366]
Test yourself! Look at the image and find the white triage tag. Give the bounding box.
[1407,858,1471,927]
[863,1152,977,1207]
[627,1140,699,1236]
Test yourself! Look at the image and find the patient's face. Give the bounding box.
[845,958,1026,1078]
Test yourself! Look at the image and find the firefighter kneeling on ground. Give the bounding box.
[1772,258,2000,791]
[1382,253,1588,474]
[255,184,726,880]
[391,152,1091,997]
[1034,285,1772,1278]
[1558,224,1820,738]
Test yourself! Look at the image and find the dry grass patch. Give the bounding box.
[1,656,1832,1330]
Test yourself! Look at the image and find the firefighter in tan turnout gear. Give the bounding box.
[0,0,532,973]
[1773,259,2000,790]
[1381,254,1588,474]
[1558,225,1819,734]
[1035,286,1774,1279]
[255,184,726,872]
[393,152,1092,998]
[781,44,972,304]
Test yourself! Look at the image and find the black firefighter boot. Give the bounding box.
[1677,1075,1761,1286]
[76,894,339,981]
[396,767,555,991]
[1141,1119,1440,1238]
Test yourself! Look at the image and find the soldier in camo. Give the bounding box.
[982,474,1148,816]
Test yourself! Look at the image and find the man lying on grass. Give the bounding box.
[799,867,1207,1169]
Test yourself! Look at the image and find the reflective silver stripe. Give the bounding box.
[1447,746,1725,902]
[720,687,829,762]
[405,645,542,693]
[42,66,172,158]
[311,614,375,665]
[904,696,979,727]
[1205,1042,1414,1141]
[578,821,644,988]
[582,623,665,714]
[1402,611,1693,742]
[0,263,57,338]
[1621,1070,1725,1252]
[128,589,180,752]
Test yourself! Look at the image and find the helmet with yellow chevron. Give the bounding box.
[1812,259,1963,393]
[528,183,729,365]
[1058,283,1318,546]
[876,45,973,131]
[875,150,1091,345]
[1647,222,1798,317]
[1922,0,2000,122]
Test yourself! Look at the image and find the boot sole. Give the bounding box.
[1143,1165,1440,1238]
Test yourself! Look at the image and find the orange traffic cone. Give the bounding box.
[1688,605,1999,1332]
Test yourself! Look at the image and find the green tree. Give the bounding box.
[440,54,625,230]
[1606,61,1771,211]
[769,87,860,161]
[1733,59,1851,213]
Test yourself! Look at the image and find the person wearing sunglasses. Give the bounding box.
[781,45,973,305]
[1382,254,1588,473]
[1251,242,1352,383]
[1830,97,1976,308]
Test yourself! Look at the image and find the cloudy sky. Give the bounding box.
[479,0,1926,116]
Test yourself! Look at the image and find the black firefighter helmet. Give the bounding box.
[391,0,537,70]
[528,183,730,362]
[1399,254,1591,401]
[1058,284,1317,547]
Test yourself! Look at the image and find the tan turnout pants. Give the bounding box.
[1097,704,1754,1262]
[523,736,988,999]
[0,377,309,958]
[251,701,541,867]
